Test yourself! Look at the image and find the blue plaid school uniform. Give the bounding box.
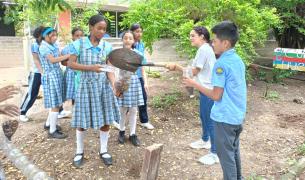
[39,41,64,108]
[71,38,121,129]
[64,67,76,100]
[117,72,144,107]
[62,44,76,100]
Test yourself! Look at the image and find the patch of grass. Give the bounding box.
[272,68,297,83]
[297,143,305,155]
[246,173,265,180]
[258,70,267,81]
[151,91,182,109]
[264,86,280,101]
[147,70,161,78]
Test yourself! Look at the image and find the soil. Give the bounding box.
[0,70,305,180]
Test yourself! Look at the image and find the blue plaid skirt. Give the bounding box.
[71,73,121,129]
[41,69,64,108]
[117,75,144,107]
[64,67,76,100]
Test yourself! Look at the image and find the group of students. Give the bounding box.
[16,13,246,180]
[19,15,154,167]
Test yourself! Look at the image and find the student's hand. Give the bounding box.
[165,64,177,71]
[92,64,103,73]
[0,104,20,117]
[0,85,19,102]
[182,77,196,88]
[64,54,70,60]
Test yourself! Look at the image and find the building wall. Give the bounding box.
[0,36,23,68]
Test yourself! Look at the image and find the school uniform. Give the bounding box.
[117,49,145,108]
[20,41,41,116]
[192,43,217,153]
[61,43,76,100]
[70,37,121,129]
[39,40,64,109]
[211,49,247,180]
[134,41,149,123]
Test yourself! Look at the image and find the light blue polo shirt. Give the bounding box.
[39,41,59,60]
[70,36,112,56]
[134,41,146,78]
[61,43,71,56]
[210,49,247,125]
[69,37,113,90]
[31,42,40,73]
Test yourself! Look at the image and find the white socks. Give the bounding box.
[76,130,85,154]
[100,130,109,155]
[74,130,86,162]
[49,112,59,133]
[119,107,127,131]
[119,107,137,135]
[45,110,51,126]
[127,107,137,136]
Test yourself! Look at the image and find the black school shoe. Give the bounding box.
[44,124,62,131]
[118,131,125,144]
[99,152,112,166]
[48,129,67,139]
[129,134,140,146]
[73,153,84,168]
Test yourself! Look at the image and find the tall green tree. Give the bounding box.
[121,0,280,67]
[2,0,71,35]
[262,0,305,49]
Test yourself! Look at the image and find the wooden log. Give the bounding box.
[140,144,163,180]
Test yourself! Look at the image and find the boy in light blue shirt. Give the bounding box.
[183,21,246,180]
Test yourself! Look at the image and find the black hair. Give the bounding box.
[130,23,142,32]
[41,27,56,40]
[33,26,44,44]
[193,26,210,43]
[121,30,136,49]
[211,21,239,47]
[88,14,106,26]
[72,27,83,36]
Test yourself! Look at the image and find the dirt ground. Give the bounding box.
[0,69,305,180]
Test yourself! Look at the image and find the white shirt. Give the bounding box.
[192,43,216,89]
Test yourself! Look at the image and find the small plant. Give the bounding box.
[147,70,161,78]
[297,143,305,156]
[246,173,265,180]
[266,91,279,100]
[258,70,267,81]
[271,68,297,83]
[151,91,182,109]
[264,85,280,101]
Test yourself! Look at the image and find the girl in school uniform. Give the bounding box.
[130,24,154,130]
[39,27,69,139]
[61,27,84,104]
[20,26,44,122]
[68,15,120,167]
[116,31,145,146]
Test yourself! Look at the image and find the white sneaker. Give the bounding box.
[58,110,71,119]
[190,95,195,98]
[112,121,120,130]
[198,153,219,165]
[140,122,154,130]
[19,115,29,122]
[189,139,211,149]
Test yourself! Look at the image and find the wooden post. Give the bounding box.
[140,144,163,180]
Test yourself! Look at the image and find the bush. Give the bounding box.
[121,0,280,70]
